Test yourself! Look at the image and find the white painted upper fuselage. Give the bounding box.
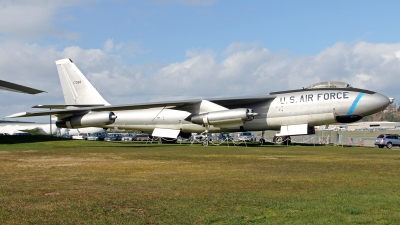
[103,87,390,134]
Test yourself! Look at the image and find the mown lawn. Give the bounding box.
[1,136,400,224]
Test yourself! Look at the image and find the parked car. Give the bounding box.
[135,133,152,141]
[374,134,400,148]
[122,133,137,141]
[192,133,213,142]
[238,132,256,142]
[104,133,123,141]
[218,133,233,141]
[177,136,190,142]
[71,133,89,140]
[87,132,107,141]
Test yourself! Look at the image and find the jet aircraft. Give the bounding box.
[8,58,392,145]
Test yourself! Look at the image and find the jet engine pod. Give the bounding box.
[191,108,257,128]
[56,112,117,128]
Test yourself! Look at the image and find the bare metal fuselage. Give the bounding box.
[105,87,390,133]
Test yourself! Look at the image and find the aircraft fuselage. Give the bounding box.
[104,87,390,134]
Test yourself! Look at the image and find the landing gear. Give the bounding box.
[273,136,291,145]
[198,128,211,146]
[259,131,265,145]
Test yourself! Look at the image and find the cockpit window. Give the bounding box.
[306,81,352,89]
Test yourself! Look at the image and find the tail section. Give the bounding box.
[55,59,110,106]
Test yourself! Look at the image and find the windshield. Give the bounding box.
[306,81,352,89]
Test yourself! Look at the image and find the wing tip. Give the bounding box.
[7,112,27,118]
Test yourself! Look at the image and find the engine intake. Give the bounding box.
[191,108,257,128]
[56,112,117,128]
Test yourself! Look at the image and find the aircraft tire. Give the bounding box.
[273,136,284,145]
[273,136,291,145]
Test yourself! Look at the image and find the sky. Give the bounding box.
[1,0,400,123]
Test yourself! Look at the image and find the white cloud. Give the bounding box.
[353,73,373,89]
[395,50,400,59]
[103,39,114,53]
[147,41,400,100]
[0,0,84,40]
[222,41,264,56]
[102,39,125,53]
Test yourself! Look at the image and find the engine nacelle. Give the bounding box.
[56,112,117,128]
[191,108,257,128]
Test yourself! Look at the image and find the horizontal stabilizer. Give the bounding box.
[7,112,29,118]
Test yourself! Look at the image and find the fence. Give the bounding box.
[257,130,384,147]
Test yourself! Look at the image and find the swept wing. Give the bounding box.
[8,95,276,118]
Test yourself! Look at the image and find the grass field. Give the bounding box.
[1,136,400,224]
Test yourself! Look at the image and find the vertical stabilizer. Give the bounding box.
[55,59,110,106]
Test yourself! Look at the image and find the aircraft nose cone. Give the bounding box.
[357,92,391,116]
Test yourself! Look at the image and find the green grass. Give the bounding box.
[1,136,400,224]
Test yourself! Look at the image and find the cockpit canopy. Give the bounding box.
[306,81,353,89]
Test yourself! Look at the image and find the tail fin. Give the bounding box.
[55,59,110,106]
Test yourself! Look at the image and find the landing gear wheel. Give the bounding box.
[274,136,284,145]
[273,136,291,145]
[259,138,265,145]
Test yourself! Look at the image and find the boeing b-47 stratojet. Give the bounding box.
[8,58,392,145]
